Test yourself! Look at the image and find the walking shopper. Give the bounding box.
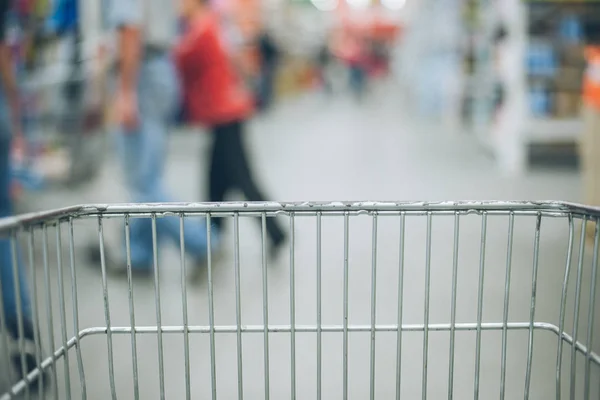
[256,30,280,112]
[582,39,600,243]
[88,0,215,275]
[0,0,47,389]
[317,41,332,95]
[175,0,286,256]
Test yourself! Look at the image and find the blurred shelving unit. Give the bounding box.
[490,0,600,174]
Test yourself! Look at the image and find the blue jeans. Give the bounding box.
[0,96,31,332]
[113,54,211,269]
[349,65,366,98]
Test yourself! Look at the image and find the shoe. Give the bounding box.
[5,317,50,392]
[86,244,153,278]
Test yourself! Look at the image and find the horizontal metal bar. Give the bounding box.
[6,320,600,400]
[39,209,577,221]
[0,201,597,233]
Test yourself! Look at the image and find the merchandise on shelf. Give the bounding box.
[525,5,597,121]
[529,83,552,117]
[527,41,557,78]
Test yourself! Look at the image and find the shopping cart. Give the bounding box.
[0,201,599,399]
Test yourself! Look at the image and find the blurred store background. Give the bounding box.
[8,0,598,214]
[3,0,600,398]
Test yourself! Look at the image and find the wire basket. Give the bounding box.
[0,201,599,399]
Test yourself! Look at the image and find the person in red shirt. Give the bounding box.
[175,0,286,255]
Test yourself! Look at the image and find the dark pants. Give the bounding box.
[209,120,285,245]
[257,62,276,111]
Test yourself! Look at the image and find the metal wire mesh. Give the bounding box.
[0,201,599,399]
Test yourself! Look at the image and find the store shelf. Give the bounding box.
[527,117,582,143]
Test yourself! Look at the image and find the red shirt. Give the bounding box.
[174,13,254,126]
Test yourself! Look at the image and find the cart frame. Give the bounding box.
[0,200,599,400]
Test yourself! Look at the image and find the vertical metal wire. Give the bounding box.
[395,213,406,400]
[27,228,45,397]
[261,214,270,400]
[97,217,117,399]
[179,214,191,400]
[151,215,165,399]
[10,232,29,399]
[474,213,488,400]
[43,223,60,398]
[422,212,433,400]
[500,212,515,400]
[124,215,139,400]
[524,213,542,400]
[206,215,217,400]
[584,218,600,400]
[316,212,322,400]
[447,212,460,399]
[556,216,575,399]
[0,234,13,397]
[54,223,72,399]
[369,213,378,400]
[343,212,350,400]
[68,218,87,398]
[290,213,297,400]
[234,212,244,400]
[569,218,587,400]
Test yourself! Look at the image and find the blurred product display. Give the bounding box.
[467,0,600,175]
[6,0,107,207]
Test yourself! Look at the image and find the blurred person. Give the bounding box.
[175,0,286,256]
[87,0,216,275]
[317,41,332,95]
[581,27,600,243]
[0,0,47,389]
[342,29,368,100]
[256,30,279,112]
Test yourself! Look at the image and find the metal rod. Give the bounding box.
[448,212,460,399]
[234,213,244,400]
[569,217,587,399]
[343,212,350,400]
[179,214,191,400]
[316,212,322,400]
[556,216,575,399]
[27,228,44,397]
[206,215,217,400]
[584,218,600,399]
[18,319,600,345]
[422,212,432,400]
[396,213,406,400]
[261,213,270,400]
[1,200,595,232]
[290,212,297,400]
[151,215,165,399]
[474,213,487,400]
[525,213,542,400]
[10,232,29,399]
[500,213,515,400]
[370,213,378,400]
[68,218,87,398]
[97,217,116,399]
[124,215,139,400]
[42,223,60,398]
[54,223,72,399]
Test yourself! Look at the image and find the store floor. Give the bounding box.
[7,82,598,399]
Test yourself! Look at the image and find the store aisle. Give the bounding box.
[12,83,597,400]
